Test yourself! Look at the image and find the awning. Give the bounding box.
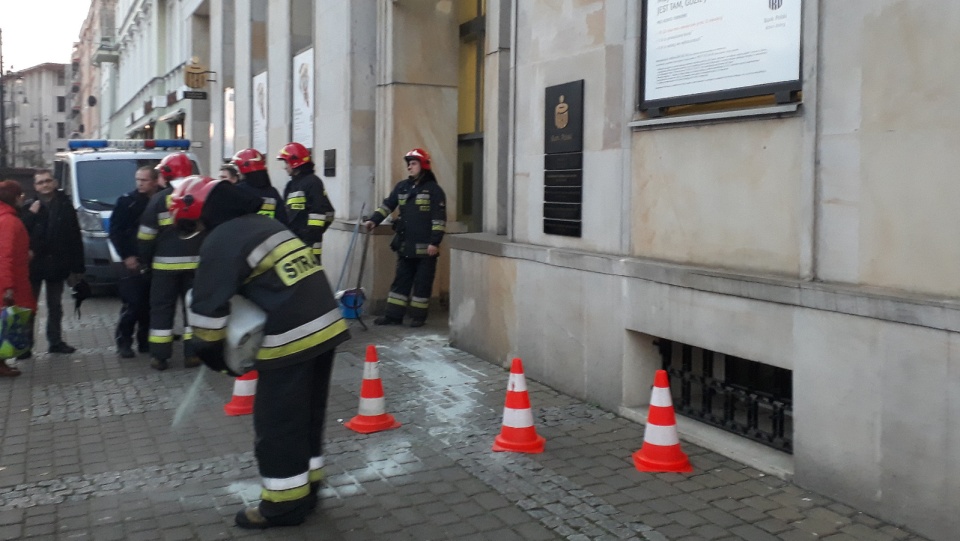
[158,108,185,123]
[125,116,155,136]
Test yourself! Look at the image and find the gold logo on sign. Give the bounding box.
[554,95,569,130]
[184,57,208,89]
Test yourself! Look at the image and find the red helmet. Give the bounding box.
[231,148,267,174]
[169,175,221,224]
[155,152,193,181]
[276,142,311,169]
[404,148,431,170]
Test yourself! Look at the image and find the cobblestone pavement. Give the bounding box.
[0,293,932,541]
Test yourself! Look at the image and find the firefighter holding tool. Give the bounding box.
[171,176,350,529]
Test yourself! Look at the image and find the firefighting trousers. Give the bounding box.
[254,349,336,523]
[116,273,150,349]
[147,270,194,361]
[382,256,438,322]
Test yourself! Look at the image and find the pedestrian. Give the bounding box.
[276,142,334,262]
[363,148,446,328]
[109,166,160,358]
[218,164,239,184]
[19,169,85,356]
[138,152,202,371]
[172,176,349,529]
[0,180,37,377]
[231,148,288,223]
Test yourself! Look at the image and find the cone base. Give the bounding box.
[492,433,545,454]
[632,446,693,473]
[224,399,254,416]
[345,413,401,434]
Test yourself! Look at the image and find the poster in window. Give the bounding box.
[641,0,802,109]
[292,48,314,148]
[223,87,236,159]
[252,71,268,152]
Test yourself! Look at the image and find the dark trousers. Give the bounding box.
[148,270,194,361]
[116,273,150,349]
[382,256,438,322]
[255,349,335,524]
[29,278,65,347]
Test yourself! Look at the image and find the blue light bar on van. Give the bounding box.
[67,139,191,151]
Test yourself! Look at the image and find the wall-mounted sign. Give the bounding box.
[640,0,802,110]
[184,57,209,89]
[182,91,207,100]
[543,80,585,238]
[252,71,268,152]
[292,48,314,147]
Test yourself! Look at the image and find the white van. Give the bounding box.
[53,140,200,291]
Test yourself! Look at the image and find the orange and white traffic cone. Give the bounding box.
[345,345,401,434]
[632,369,693,473]
[493,358,545,454]
[223,370,258,416]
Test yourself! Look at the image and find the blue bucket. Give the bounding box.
[338,289,365,319]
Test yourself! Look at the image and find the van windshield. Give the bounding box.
[75,159,162,210]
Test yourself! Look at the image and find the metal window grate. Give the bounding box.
[656,339,793,454]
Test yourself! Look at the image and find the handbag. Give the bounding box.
[0,306,33,360]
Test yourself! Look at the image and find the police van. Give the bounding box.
[53,139,200,291]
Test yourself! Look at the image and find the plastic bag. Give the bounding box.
[0,306,33,360]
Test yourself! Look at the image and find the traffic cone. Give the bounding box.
[632,370,693,473]
[493,358,545,454]
[223,370,258,416]
[345,345,401,434]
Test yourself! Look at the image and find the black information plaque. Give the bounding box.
[543,80,584,237]
[323,149,336,177]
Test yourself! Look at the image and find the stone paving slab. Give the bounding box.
[0,293,932,540]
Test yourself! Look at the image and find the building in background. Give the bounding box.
[1,63,69,168]
[72,0,118,140]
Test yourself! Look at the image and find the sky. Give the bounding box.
[1,1,93,73]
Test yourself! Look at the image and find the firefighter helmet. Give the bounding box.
[276,142,311,169]
[231,148,267,174]
[404,148,431,170]
[155,152,193,181]
[169,175,221,224]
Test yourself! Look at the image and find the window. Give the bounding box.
[56,69,66,86]
[457,0,486,233]
[57,96,66,112]
[57,123,66,139]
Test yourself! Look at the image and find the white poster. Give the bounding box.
[292,48,314,148]
[643,0,802,104]
[252,71,268,152]
[223,87,236,159]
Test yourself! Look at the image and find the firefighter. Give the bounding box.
[362,148,446,327]
[231,148,288,224]
[172,176,350,529]
[276,142,334,262]
[137,152,201,371]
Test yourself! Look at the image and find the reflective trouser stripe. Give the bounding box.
[149,329,174,343]
[308,456,324,483]
[261,472,310,503]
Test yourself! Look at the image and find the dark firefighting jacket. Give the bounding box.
[369,173,446,258]
[137,186,205,272]
[237,171,288,224]
[283,171,334,257]
[188,214,350,372]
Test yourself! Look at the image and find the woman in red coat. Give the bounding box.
[0,180,36,377]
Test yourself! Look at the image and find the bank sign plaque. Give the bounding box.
[543,80,584,237]
[640,0,802,110]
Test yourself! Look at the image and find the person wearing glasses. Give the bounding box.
[19,170,85,356]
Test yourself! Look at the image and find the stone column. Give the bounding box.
[233,0,252,150]
[266,0,292,185]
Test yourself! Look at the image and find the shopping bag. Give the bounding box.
[0,306,33,360]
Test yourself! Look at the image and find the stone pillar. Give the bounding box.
[186,13,211,170]
[266,0,292,186]
[208,0,236,171]
[233,0,252,150]
[485,0,511,235]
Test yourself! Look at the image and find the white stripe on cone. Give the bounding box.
[233,378,257,396]
[643,422,681,446]
[507,372,527,392]
[357,396,386,416]
[501,406,535,428]
[650,386,673,408]
[363,362,381,379]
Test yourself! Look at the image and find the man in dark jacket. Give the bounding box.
[276,142,334,262]
[232,148,288,224]
[19,169,85,355]
[109,166,161,358]
[363,148,446,328]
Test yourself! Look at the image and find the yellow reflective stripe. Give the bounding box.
[256,319,348,361]
[287,196,306,205]
[158,217,173,226]
[153,262,199,270]
[137,231,157,241]
[261,484,310,503]
[194,328,226,342]
[374,207,388,218]
[248,238,304,281]
[149,335,174,344]
[260,203,276,211]
[257,209,276,218]
[387,297,407,307]
[247,230,297,268]
[307,219,325,227]
[182,332,193,340]
[432,225,445,231]
[410,300,429,309]
[308,469,324,483]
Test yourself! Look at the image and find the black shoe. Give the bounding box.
[409,319,425,328]
[117,345,135,359]
[137,344,150,354]
[49,342,76,354]
[15,350,32,360]
[234,506,303,530]
[184,356,202,368]
[150,358,169,371]
[374,316,402,326]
